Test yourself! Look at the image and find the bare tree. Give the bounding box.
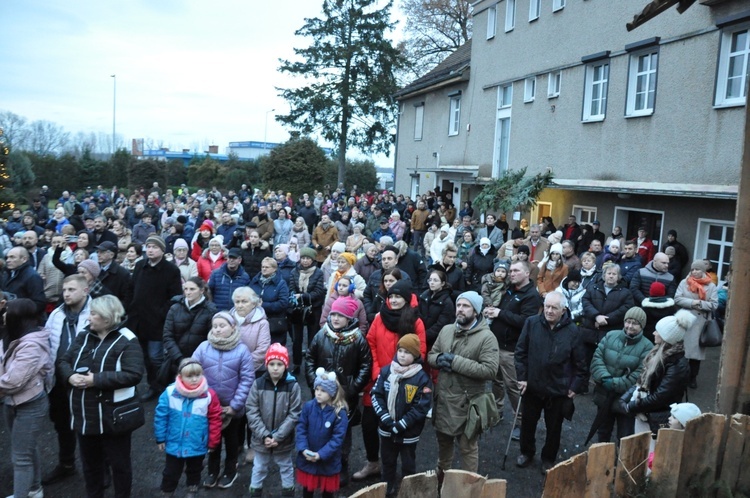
[0,110,31,150]
[67,131,99,158]
[399,0,472,77]
[27,120,70,155]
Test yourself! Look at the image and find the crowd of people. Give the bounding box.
[0,182,723,497]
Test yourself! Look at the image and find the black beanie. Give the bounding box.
[387,279,413,303]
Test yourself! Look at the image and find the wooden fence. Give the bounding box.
[350,413,750,498]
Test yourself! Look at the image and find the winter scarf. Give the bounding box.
[379,303,416,337]
[297,265,316,293]
[175,375,208,398]
[386,360,423,419]
[686,275,712,301]
[325,323,361,346]
[207,326,241,351]
[580,266,596,278]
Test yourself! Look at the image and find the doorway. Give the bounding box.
[532,202,552,226]
[613,207,664,246]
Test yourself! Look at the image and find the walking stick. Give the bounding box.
[501,393,523,471]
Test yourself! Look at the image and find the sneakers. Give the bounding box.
[217,473,238,489]
[352,461,380,480]
[426,408,433,419]
[511,426,521,441]
[41,464,75,485]
[185,485,199,498]
[29,488,44,498]
[203,474,220,488]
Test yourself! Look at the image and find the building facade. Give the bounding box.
[394,0,747,280]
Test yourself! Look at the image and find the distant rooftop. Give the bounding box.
[395,39,472,100]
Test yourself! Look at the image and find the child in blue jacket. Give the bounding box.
[371,334,433,497]
[296,368,349,498]
[154,358,223,498]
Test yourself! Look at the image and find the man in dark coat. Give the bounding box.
[91,215,118,246]
[618,240,642,287]
[95,241,132,309]
[128,235,182,401]
[630,252,676,305]
[661,230,690,277]
[515,291,587,473]
[395,241,427,293]
[1,246,46,312]
[208,248,251,311]
[562,215,582,245]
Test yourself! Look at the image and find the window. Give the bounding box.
[414,104,424,141]
[626,50,658,116]
[582,62,609,121]
[493,84,513,176]
[505,0,516,32]
[548,71,561,98]
[573,205,597,225]
[529,0,540,22]
[715,25,750,107]
[487,5,497,39]
[696,219,734,282]
[448,96,461,136]
[524,77,536,102]
[553,0,565,12]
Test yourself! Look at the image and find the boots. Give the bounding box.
[352,461,380,480]
[340,458,350,487]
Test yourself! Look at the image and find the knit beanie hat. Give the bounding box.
[609,239,620,249]
[670,402,701,427]
[494,259,510,273]
[340,252,357,267]
[78,260,101,279]
[387,279,413,302]
[276,244,289,256]
[479,237,492,247]
[379,236,394,246]
[624,306,647,329]
[517,245,530,255]
[210,234,224,247]
[457,291,483,314]
[173,238,189,251]
[691,260,708,272]
[300,247,317,260]
[265,343,289,368]
[330,296,359,319]
[566,269,582,283]
[550,243,563,256]
[332,242,346,254]
[665,246,676,256]
[145,235,166,252]
[213,311,237,328]
[440,224,450,233]
[199,220,214,233]
[649,281,666,297]
[655,309,696,345]
[314,367,338,398]
[397,334,421,359]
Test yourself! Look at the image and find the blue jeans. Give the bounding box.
[143,340,164,389]
[250,449,294,489]
[4,392,49,497]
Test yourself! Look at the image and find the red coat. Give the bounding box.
[197,251,227,282]
[364,296,426,406]
[638,239,656,265]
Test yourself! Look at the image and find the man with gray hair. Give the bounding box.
[515,291,587,474]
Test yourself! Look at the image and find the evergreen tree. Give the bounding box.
[8,151,36,202]
[0,127,15,211]
[261,136,328,199]
[277,0,405,187]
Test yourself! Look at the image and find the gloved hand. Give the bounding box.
[601,377,614,391]
[391,422,400,435]
[437,353,455,372]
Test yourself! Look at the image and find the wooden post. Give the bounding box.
[441,469,486,498]
[719,414,750,494]
[542,452,587,497]
[585,442,616,498]
[480,479,507,498]
[397,471,439,498]
[348,482,387,498]
[614,432,651,497]
[676,414,727,496]
[649,428,684,497]
[717,99,750,415]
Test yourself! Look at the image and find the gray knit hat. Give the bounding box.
[456,291,483,314]
[624,306,647,329]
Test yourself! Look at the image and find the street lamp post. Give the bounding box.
[111,74,116,154]
[264,109,275,151]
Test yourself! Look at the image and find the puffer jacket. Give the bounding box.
[249,272,290,319]
[234,306,272,372]
[289,265,327,309]
[418,288,455,348]
[371,359,432,444]
[630,262,677,304]
[367,302,427,383]
[0,329,54,406]
[154,384,222,457]
[46,298,91,364]
[557,278,586,322]
[581,283,634,344]
[429,262,466,302]
[480,274,505,308]
[245,372,302,453]
[276,258,296,288]
[428,317,500,436]
[590,329,653,404]
[58,325,144,435]
[305,320,373,412]
[208,264,251,311]
[192,340,255,416]
[162,296,217,363]
[467,246,495,291]
[489,281,542,352]
[296,400,348,476]
[197,250,227,282]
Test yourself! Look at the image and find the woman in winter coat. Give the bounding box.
[430,242,466,302]
[274,244,296,287]
[674,260,718,389]
[191,221,215,262]
[161,277,217,383]
[292,217,311,249]
[353,243,381,283]
[621,310,695,442]
[556,269,585,323]
[289,248,327,372]
[590,307,653,442]
[346,223,366,255]
[230,286,271,375]
[537,243,569,297]
[112,219,132,264]
[58,295,144,498]
[0,299,54,498]
[467,238,497,292]
[197,236,227,282]
[249,257,291,345]
[456,231,476,266]
[363,267,404,326]
[388,212,406,241]
[320,276,369,334]
[579,252,601,291]
[419,269,455,350]
[273,208,293,245]
[326,252,366,299]
[192,312,255,489]
[357,280,426,481]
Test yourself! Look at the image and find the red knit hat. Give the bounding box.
[649,281,666,297]
[330,296,359,319]
[265,343,289,368]
[199,220,215,233]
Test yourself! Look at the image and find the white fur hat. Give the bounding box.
[655,309,696,345]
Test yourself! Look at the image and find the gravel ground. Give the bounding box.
[0,348,720,498]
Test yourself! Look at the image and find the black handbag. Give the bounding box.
[103,399,145,434]
[267,315,289,337]
[699,317,723,347]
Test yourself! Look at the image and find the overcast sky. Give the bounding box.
[2,0,403,163]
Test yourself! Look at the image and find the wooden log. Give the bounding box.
[648,428,684,498]
[585,442,616,498]
[614,431,651,497]
[397,471,438,498]
[734,415,750,495]
[676,413,726,497]
[719,414,749,493]
[441,469,486,498]
[480,479,507,498]
[542,452,587,497]
[348,482,387,498]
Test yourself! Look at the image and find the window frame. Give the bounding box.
[505,0,516,33]
[548,71,561,99]
[625,49,659,117]
[529,0,540,22]
[487,5,497,39]
[414,103,424,141]
[715,24,750,107]
[553,0,565,12]
[695,218,734,283]
[448,95,461,136]
[582,60,610,122]
[493,84,513,177]
[524,77,536,103]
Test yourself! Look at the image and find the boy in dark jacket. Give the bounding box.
[371,334,432,497]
